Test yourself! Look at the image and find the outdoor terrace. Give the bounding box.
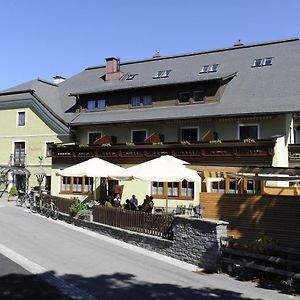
[51,138,276,166]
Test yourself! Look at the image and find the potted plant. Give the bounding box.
[8,185,18,201]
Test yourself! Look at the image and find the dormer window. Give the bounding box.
[252,57,273,67]
[208,64,219,72]
[263,57,273,66]
[87,99,106,110]
[153,69,172,79]
[126,74,137,80]
[199,64,219,74]
[131,95,152,107]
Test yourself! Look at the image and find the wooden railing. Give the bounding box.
[289,144,300,167]
[93,205,173,240]
[221,237,300,283]
[51,139,276,165]
[40,194,77,214]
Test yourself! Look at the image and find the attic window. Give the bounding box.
[252,57,273,68]
[199,64,219,74]
[126,74,137,80]
[153,69,172,79]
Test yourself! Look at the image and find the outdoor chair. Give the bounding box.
[193,204,203,218]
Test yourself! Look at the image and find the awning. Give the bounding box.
[0,165,31,177]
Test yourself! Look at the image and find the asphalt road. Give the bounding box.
[0,197,296,300]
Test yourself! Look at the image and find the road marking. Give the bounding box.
[0,243,99,300]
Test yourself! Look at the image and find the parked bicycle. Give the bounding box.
[44,198,59,220]
[30,194,46,215]
[16,190,32,208]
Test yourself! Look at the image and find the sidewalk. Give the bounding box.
[0,253,70,300]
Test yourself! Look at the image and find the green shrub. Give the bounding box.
[8,186,18,197]
[76,209,91,220]
[69,202,88,217]
[126,142,135,146]
[209,139,222,144]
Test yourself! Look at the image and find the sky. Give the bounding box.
[0,0,300,90]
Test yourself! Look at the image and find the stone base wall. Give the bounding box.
[59,214,227,272]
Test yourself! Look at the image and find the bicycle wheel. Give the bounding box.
[51,206,59,220]
[30,200,37,213]
[24,195,30,209]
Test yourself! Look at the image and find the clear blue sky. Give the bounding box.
[0,0,299,90]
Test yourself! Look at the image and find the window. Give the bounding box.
[178,91,205,104]
[131,96,141,107]
[61,176,93,194]
[151,181,194,199]
[45,142,54,157]
[252,57,273,68]
[131,129,147,143]
[193,91,205,102]
[143,95,152,106]
[181,180,194,197]
[130,96,152,107]
[180,128,199,142]
[73,177,83,192]
[263,57,273,66]
[229,178,239,194]
[168,182,179,196]
[87,99,106,110]
[211,180,225,193]
[88,132,102,144]
[238,124,259,140]
[208,64,219,72]
[199,64,219,74]
[199,65,210,73]
[252,58,263,67]
[14,142,25,165]
[178,92,191,103]
[17,111,26,127]
[152,182,164,195]
[126,74,137,80]
[153,69,172,79]
[62,177,71,192]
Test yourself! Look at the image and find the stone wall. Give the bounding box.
[59,214,227,272]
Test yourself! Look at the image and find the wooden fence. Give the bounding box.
[221,237,300,283]
[200,192,300,249]
[40,194,78,214]
[93,205,173,240]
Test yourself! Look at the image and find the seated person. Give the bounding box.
[129,194,138,208]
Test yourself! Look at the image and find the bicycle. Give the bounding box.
[30,193,45,215]
[16,190,31,208]
[44,198,59,220]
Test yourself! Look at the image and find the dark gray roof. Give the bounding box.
[2,38,300,127]
[0,79,70,133]
[65,37,300,125]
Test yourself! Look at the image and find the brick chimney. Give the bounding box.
[105,57,124,81]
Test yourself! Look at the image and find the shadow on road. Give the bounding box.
[0,271,261,300]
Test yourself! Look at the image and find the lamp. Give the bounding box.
[35,156,46,193]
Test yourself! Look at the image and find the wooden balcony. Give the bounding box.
[51,139,276,166]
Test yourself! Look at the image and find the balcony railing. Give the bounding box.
[288,144,300,167]
[10,153,26,167]
[51,139,276,166]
